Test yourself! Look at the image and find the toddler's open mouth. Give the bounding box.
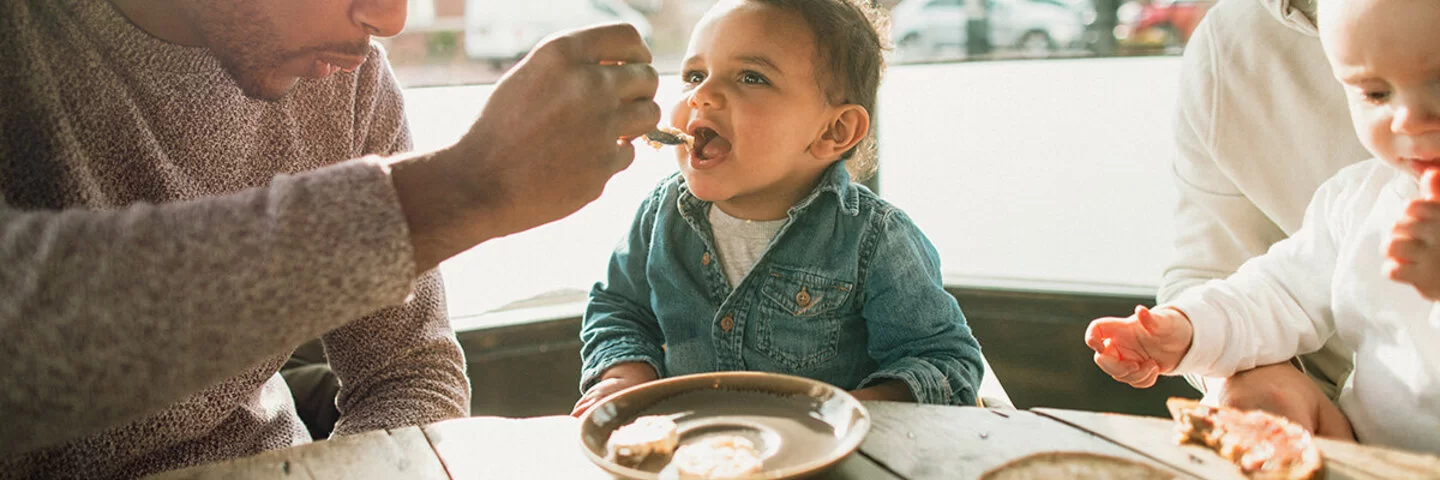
[691,127,732,160]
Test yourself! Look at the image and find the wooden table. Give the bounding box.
[149,402,1440,479]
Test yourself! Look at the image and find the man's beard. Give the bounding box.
[217,40,371,101]
[182,3,368,100]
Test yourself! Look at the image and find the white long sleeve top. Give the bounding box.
[1170,159,1440,453]
[1161,0,1373,397]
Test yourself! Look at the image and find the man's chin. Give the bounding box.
[234,72,300,102]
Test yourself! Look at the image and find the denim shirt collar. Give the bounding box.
[676,161,861,224]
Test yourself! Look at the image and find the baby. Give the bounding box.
[574,0,985,415]
[1086,0,1440,453]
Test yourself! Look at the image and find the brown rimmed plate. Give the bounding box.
[578,372,871,479]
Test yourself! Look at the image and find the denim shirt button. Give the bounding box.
[719,315,735,332]
[702,252,712,266]
[795,287,811,308]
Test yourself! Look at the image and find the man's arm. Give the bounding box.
[324,271,469,435]
[0,159,418,456]
[1161,13,1307,399]
[324,58,469,436]
[1,23,660,456]
[1160,14,1288,306]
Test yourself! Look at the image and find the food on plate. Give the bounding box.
[669,435,764,479]
[979,451,1176,479]
[1167,397,1322,480]
[644,125,694,150]
[607,415,680,468]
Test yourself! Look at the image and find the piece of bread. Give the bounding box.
[979,451,1176,479]
[643,125,694,150]
[669,435,763,479]
[607,415,680,468]
[1167,397,1323,480]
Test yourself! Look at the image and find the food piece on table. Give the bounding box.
[670,435,764,479]
[607,415,680,468]
[1167,397,1322,480]
[979,451,1176,480]
[644,125,694,150]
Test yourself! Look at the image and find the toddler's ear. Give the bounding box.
[810,105,870,161]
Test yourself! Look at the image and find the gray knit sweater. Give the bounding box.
[0,0,470,477]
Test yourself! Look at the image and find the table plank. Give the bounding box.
[1032,408,1245,480]
[1313,437,1440,480]
[423,416,609,479]
[146,427,448,480]
[858,402,1189,479]
[1033,407,1440,480]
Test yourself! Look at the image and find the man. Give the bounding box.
[1159,0,1368,438]
[0,0,659,478]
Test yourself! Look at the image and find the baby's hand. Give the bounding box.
[1084,305,1194,388]
[1386,169,1440,300]
[571,362,658,417]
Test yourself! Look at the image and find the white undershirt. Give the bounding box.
[707,205,786,288]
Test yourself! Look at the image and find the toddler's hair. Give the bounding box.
[751,0,890,181]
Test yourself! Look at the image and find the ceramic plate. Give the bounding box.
[579,372,871,479]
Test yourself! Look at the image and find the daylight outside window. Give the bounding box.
[378,0,1217,321]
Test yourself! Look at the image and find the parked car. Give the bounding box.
[1113,0,1215,52]
[464,0,653,68]
[890,0,1091,62]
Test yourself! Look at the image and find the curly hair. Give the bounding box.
[750,0,891,181]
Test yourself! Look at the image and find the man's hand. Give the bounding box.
[1386,169,1440,300]
[1207,362,1356,440]
[1085,305,1194,388]
[571,362,658,418]
[392,23,661,272]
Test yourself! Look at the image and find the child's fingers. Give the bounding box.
[1084,319,1119,352]
[1386,234,1426,264]
[1115,360,1159,387]
[1094,350,1143,378]
[1404,200,1440,223]
[571,395,597,417]
[1136,305,1161,334]
[1388,259,1436,287]
[1423,168,1440,201]
[1137,305,1181,343]
[1388,259,1414,283]
[1097,352,1159,387]
[1395,212,1440,247]
[1127,363,1161,388]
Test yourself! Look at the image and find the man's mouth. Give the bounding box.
[317,53,367,73]
[690,127,732,160]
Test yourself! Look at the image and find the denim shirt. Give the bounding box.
[580,162,984,405]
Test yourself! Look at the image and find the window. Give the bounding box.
[383,1,1216,321]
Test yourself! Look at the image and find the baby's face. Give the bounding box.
[1320,0,1440,178]
[670,0,840,219]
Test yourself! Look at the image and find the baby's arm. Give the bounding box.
[1091,175,1354,385]
[578,188,667,395]
[855,211,983,405]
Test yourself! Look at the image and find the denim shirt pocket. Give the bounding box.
[755,266,854,371]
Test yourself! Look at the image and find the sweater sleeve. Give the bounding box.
[1159,15,1289,305]
[325,55,469,436]
[0,157,418,456]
